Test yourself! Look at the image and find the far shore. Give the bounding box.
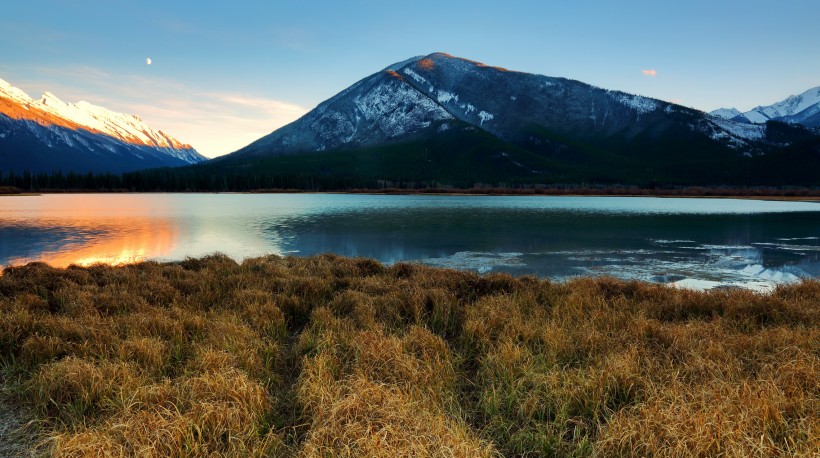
[3,188,820,202]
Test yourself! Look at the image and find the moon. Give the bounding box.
[146,57,152,65]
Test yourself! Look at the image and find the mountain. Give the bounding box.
[711,86,820,128]
[229,53,778,159]
[0,78,206,174]
[185,53,820,188]
[709,108,742,120]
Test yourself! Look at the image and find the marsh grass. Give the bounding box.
[0,254,817,456]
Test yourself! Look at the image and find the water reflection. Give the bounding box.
[0,194,282,267]
[1,194,819,291]
[0,193,181,267]
[4,219,177,267]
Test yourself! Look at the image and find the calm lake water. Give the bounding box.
[2,193,820,290]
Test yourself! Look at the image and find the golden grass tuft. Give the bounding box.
[299,376,494,457]
[1,255,817,456]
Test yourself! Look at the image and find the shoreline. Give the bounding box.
[3,189,820,202]
[1,252,813,292]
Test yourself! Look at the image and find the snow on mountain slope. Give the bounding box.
[704,116,766,148]
[37,92,190,150]
[0,78,203,161]
[0,77,206,172]
[709,108,742,120]
[0,79,34,108]
[609,92,660,114]
[233,69,452,157]
[722,86,820,126]
[752,86,820,119]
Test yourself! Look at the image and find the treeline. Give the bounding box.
[3,168,820,197]
[0,168,390,192]
[0,170,128,192]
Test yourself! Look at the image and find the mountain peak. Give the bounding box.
[424,51,456,60]
[40,91,64,105]
[384,52,509,75]
[709,108,742,120]
[0,78,35,107]
[382,55,425,72]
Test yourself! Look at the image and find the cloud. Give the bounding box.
[128,89,308,157]
[208,93,306,119]
[641,69,657,77]
[3,66,308,157]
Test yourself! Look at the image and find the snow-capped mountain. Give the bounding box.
[0,77,206,173]
[229,52,796,165]
[709,108,742,120]
[711,86,820,128]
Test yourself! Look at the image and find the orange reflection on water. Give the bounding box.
[5,195,179,269]
[48,222,175,268]
[8,219,178,268]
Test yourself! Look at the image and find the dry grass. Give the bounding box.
[0,255,817,457]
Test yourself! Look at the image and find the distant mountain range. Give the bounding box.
[711,87,820,128]
[0,78,205,173]
[197,52,818,188]
[3,55,818,187]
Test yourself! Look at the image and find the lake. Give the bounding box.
[2,193,820,290]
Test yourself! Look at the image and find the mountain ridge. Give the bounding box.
[0,77,206,173]
[711,86,820,128]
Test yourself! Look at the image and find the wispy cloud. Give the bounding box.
[641,69,657,77]
[268,27,314,51]
[2,66,308,157]
[208,93,306,119]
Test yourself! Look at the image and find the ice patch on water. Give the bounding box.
[738,264,801,283]
[699,244,758,250]
[548,243,807,292]
[668,264,803,292]
[542,249,676,257]
[754,242,820,252]
[418,251,524,274]
[669,278,725,291]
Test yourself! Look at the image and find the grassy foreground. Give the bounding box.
[0,255,817,457]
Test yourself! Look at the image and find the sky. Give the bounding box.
[1,0,819,157]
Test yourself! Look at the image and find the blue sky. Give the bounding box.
[2,0,818,157]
